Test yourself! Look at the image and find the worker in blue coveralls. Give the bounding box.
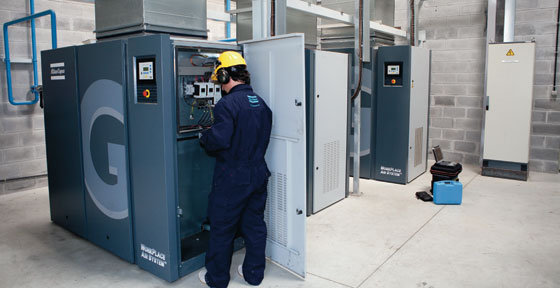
[198,51,273,288]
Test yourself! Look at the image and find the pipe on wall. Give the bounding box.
[552,0,560,94]
[3,0,57,106]
[226,0,231,38]
[3,9,57,106]
[409,0,415,46]
[504,0,516,42]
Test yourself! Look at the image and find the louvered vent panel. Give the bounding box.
[265,172,287,246]
[322,140,340,194]
[414,127,423,167]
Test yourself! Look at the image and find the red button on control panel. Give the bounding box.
[143,89,150,98]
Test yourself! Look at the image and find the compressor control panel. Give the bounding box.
[137,57,157,104]
[384,62,403,87]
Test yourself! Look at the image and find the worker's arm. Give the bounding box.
[200,100,235,152]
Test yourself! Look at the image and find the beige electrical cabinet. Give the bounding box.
[482,42,536,181]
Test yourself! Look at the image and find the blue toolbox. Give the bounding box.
[433,181,463,205]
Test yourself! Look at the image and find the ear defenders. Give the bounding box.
[216,68,230,84]
[216,65,245,84]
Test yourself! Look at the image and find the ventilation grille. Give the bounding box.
[265,172,287,246]
[322,140,340,194]
[414,127,423,167]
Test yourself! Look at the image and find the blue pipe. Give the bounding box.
[226,0,231,39]
[3,7,57,105]
[30,0,38,103]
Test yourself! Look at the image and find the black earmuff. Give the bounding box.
[217,68,230,84]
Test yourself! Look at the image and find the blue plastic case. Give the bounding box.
[433,181,463,205]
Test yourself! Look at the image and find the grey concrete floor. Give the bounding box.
[1,164,559,288]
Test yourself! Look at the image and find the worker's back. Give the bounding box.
[220,84,272,164]
[201,83,272,189]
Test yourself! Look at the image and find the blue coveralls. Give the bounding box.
[200,84,273,288]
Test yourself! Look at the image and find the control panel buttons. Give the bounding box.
[143,89,151,98]
[391,79,396,85]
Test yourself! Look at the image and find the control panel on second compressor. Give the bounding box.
[176,49,227,134]
[384,62,403,87]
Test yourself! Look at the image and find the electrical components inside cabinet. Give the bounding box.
[191,82,221,99]
[176,50,224,134]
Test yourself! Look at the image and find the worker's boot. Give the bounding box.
[198,270,216,288]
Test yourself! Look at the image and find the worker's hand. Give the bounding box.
[198,132,203,139]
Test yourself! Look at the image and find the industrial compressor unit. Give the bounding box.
[41,33,348,281]
[341,45,431,184]
[374,45,431,184]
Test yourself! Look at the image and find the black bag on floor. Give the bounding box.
[430,146,462,193]
[430,161,462,192]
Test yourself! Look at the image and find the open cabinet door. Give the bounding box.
[242,34,307,278]
[312,50,348,213]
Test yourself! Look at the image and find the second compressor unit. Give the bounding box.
[374,45,431,184]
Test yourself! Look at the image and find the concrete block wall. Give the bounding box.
[0,0,95,195]
[395,0,560,173]
[0,0,231,195]
[514,0,560,173]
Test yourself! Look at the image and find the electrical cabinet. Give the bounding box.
[482,42,536,181]
[374,45,431,184]
[42,33,309,282]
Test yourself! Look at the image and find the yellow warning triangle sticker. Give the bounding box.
[506,49,515,56]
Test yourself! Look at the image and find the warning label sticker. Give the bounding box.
[506,49,515,56]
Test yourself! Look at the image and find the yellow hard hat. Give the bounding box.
[211,51,247,82]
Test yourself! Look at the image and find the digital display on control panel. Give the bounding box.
[387,65,400,75]
[139,61,154,80]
